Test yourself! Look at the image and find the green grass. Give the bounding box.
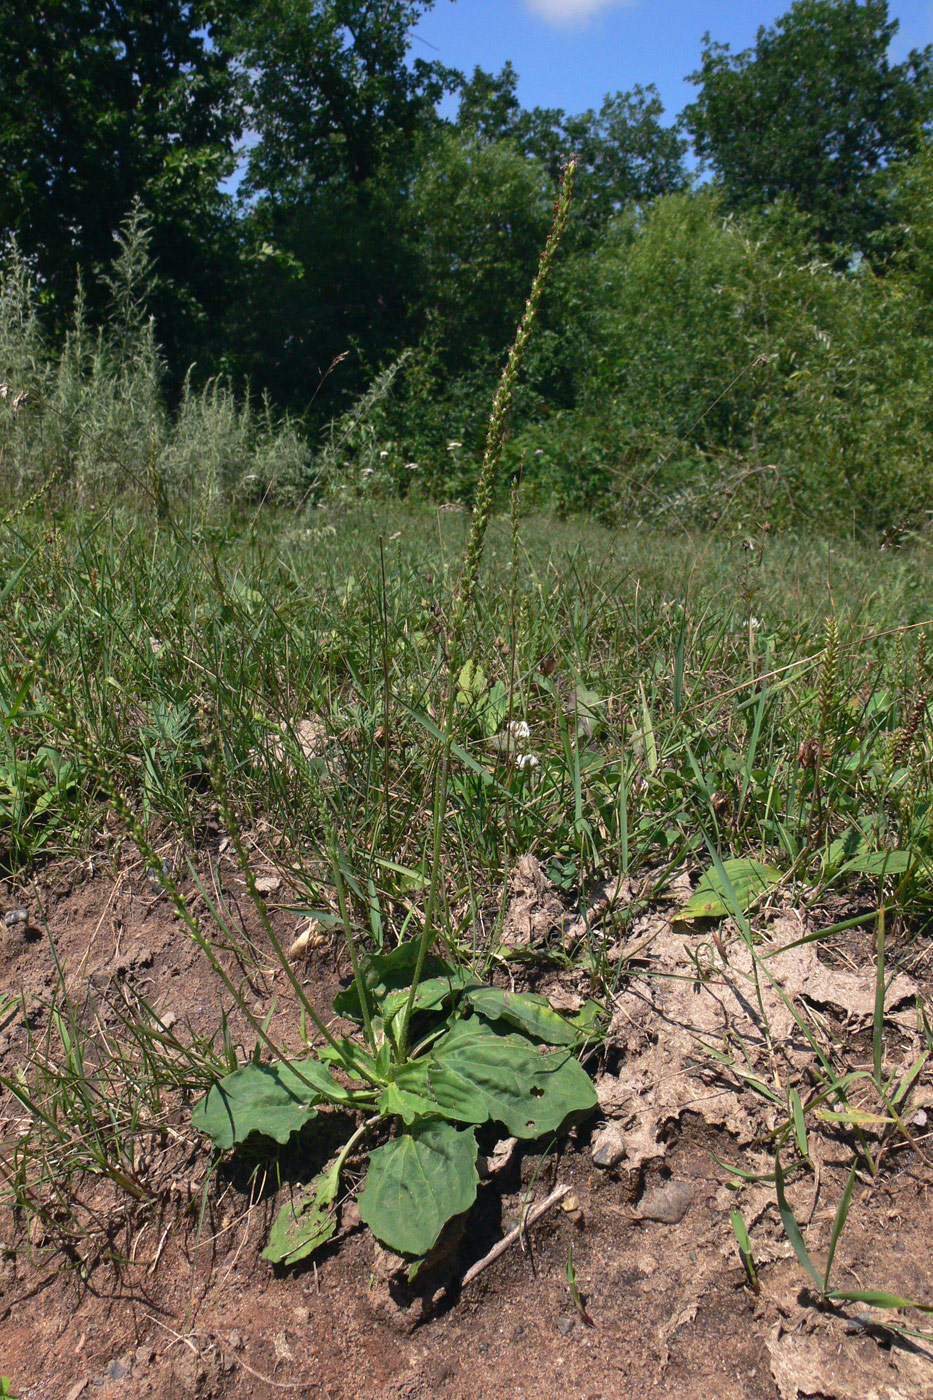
[4,504,930,895]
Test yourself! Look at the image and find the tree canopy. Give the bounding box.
[0,0,241,372]
[682,0,933,250]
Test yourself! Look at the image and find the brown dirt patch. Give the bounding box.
[1,858,932,1400]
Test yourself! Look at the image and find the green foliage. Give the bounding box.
[232,0,452,202]
[263,1157,343,1265]
[0,217,314,511]
[410,132,554,371]
[2,492,932,1285]
[358,1119,479,1257]
[193,942,596,1261]
[0,0,241,381]
[683,0,933,251]
[506,183,933,531]
[674,857,784,922]
[457,64,687,237]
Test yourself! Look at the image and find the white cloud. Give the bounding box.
[525,0,636,26]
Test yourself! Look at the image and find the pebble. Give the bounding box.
[637,1180,692,1224]
[4,909,28,928]
[591,1122,626,1168]
[557,1315,576,1336]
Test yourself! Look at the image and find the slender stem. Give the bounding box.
[378,536,393,851]
[329,836,376,1052]
[396,161,577,1059]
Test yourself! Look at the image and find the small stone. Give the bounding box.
[4,909,28,928]
[106,1358,129,1381]
[637,1180,692,1224]
[134,1346,154,1368]
[254,874,281,895]
[227,1332,243,1350]
[591,1122,626,1168]
[557,1315,576,1336]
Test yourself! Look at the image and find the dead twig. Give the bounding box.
[460,1184,571,1288]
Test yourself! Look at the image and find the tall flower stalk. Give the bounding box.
[397,160,577,1055]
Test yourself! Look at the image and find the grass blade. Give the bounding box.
[775,1150,823,1294]
[824,1158,857,1292]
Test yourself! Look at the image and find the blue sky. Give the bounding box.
[411,1,933,126]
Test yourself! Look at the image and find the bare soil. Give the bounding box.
[1,853,932,1400]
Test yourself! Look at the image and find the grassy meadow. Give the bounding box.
[4,503,932,914]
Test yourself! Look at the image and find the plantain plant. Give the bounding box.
[193,942,596,1263]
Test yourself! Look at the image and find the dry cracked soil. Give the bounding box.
[1,850,931,1400]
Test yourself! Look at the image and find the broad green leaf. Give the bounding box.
[465,987,584,1045]
[838,849,915,878]
[456,659,487,705]
[479,679,510,736]
[674,857,784,922]
[192,1056,349,1150]
[377,1076,441,1125]
[823,827,868,875]
[263,1159,341,1265]
[381,972,483,1028]
[316,1036,384,1086]
[568,681,603,739]
[357,1118,479,1257]
[332,941,457,1023]
[389,1054,486,1126]
[396,1017,597,1138]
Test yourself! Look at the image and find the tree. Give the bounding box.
[409,129,554,366]
[233,0,456,202]
[457,66,687,236]
[682,0,933,251]
[221,1,461,415]
[0,0,241,379]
